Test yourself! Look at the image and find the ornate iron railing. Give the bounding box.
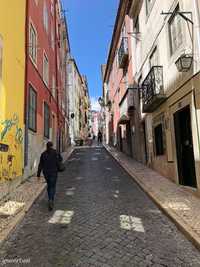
[142,66,166,112]
[118,37,128,68]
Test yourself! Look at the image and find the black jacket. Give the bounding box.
[37,148,62,177]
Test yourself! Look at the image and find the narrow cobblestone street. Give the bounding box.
[1,147,200,267]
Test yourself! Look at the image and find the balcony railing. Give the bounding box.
[142,66,166,113]
[118,37,128,69]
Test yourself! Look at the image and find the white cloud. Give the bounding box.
[91,97,101,111]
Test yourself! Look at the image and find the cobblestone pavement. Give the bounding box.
[0,147,200,267]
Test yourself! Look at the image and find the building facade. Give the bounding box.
[131,0,200,190]
[68,58,82,144]
[0,1,26,199]
[68,59,90,144]
[24,0,69,178]
[103,0,146,162]
[104,0,200,193]
[81,75,90,141]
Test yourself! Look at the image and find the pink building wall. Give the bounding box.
[107,15,134,144]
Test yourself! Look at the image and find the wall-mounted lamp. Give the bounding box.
[175,54,193,72]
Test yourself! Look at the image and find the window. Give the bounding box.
[43,1,49,32]
[149,47,159,68]
[44,102,50,138]
[134,16,139,34]
[146,0,155,16]
[169,5,183,55]
[51,0,54,15]
[154,124,164,156]
[29,85,37,132]
[122,23,126,38]
[43,53,49,86]
[29,24,37,63]
[0,35,3,80]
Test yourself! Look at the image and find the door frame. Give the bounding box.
[170,92,200,189]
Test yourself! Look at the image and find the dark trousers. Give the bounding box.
[98,137,102,144]
[45,175,57,201]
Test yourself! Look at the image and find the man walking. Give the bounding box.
[37,142,62,211]
[97,130,102,146]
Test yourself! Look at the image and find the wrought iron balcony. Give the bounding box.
[118,37,128,69]
[142,66,166,113]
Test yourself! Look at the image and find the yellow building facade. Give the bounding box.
[0,1,26,195]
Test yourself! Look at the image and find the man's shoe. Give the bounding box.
[48,200,54,211]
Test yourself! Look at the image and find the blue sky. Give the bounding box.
[62,0,119,110]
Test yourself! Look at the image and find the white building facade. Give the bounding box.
[129,0,200,191]
[68,58,82,145]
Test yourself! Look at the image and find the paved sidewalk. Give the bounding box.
[0,146,74,246]
[105,145,200,251]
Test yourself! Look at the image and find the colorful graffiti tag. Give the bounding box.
[0,114,23,181]
[0,114,23,144]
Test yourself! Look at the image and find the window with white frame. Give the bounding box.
[43,53,49,86]
[169,5,183,55]
[29,23,37,64]
[43,1,49,33]
[0,35,3,81]
[29,85,37,132]
[146,0,155,16]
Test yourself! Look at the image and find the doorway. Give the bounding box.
[174,105,197,187]
[118,126,123,152]
[142,121,148,163]
[126,122,133,157]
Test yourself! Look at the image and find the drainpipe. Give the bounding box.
[54,0,61,153]
[24,0,29,168]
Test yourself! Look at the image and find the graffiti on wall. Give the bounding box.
[0,114,23,181]
[0,114,23,144]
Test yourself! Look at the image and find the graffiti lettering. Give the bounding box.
[16,126,23,144]
[0,114,23,144]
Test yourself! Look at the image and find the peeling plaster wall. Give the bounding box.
[0,1,26,193]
